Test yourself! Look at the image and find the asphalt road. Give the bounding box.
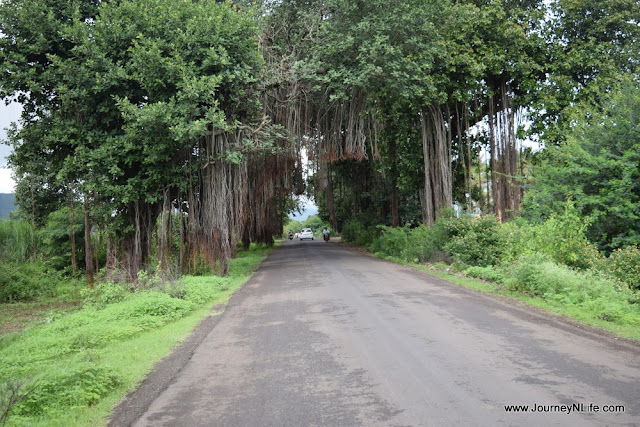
[110,238,640,426]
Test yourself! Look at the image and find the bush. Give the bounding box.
[179,277,229,304]
[369,226,409,259]
[82,283,131,307]
[503,253,637,323]
[430,215,472,249]
[464,266,505,283]
[0,262,65,303]
[529,200,601,269]
[444,215,504,266]
[13,366,121,417]
[117,291,195,320]
[404,225,440,263]
[341,220,378,246]
[499,219,534,263]
[600,246,640,291]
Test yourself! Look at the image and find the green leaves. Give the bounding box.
[524,77,640,252]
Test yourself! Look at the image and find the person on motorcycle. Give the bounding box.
[322,227,330,241]
[288,230,294,240]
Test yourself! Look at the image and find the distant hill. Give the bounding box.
[289,206,318,221]
[0,193,16,218]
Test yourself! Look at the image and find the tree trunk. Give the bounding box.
[420,109,435,224]
[84,196,94,288]
[326,161,338,230]
[488,97,501,221]
[158,187,171,274]
[30,179,36,259]
[390,138,399,227]
[69,192,77,276]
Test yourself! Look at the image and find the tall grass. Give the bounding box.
[0,219,37,263]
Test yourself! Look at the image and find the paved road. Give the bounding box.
[111,239,640,426]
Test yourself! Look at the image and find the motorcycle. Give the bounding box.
[288,232,294,240]
[323,232,330,242]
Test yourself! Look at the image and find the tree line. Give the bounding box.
[1,0,638,285]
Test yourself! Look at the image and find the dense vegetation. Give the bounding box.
[2,0,638,282]
[1,0,639,423]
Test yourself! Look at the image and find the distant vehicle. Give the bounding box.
[299,228,314,240]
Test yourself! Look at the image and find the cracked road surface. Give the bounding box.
[110,239,640,426]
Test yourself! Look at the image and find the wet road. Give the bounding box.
[112,239,640,426]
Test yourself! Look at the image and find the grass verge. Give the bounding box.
[410,262,640,342]
[0,243,273,426]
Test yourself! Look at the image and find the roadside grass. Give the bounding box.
[0,243,272,426]
[410,262,640,342]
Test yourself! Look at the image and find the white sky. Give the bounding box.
[0,101,21,193]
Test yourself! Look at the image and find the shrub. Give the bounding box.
[180,277,229,304]
[464,266,505,283]
[530,200,601,269]
[13,366,121,417]
[341,220,378,246]
[499,219,535,262]
[503,253,637,322]
[503,253,565,296]
[82,283,131,307]
[430,215,472,249]
[444,215,504,266]
[0,262,65,303]
[369,226,409,259]
[599,246,640,291]
[404,225,440,262]
[117,291,195,320]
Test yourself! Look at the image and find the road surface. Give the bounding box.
[110,239,640,426]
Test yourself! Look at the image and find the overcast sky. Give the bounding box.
[0,101,21,193]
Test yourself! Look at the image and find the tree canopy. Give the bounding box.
[1,0,638,282]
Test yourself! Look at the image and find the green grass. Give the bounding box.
[0,243,273,426]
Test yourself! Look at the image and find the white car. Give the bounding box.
[299,228,314,240]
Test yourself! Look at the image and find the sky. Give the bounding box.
[289,196,318,221]
[0,101,21,193]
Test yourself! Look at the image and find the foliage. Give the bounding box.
[81,283,131,308]
[463,266,506,284]
[0,262,68,303]
[299,215,324,233]
[533,0,640,142]
[524,78,640,252]
[404,225,442,263]
[369,226,409,259]
[0,219,37,263]
[37,206,85,272]
[526,200,601,269]
[341,220,379,247]
[0,378,37,425]
[12,366,121,417]
[283,218,301,234]
[443,216,504,267]
[0,242,270,424]
[177,277,230,305]
[502,253,639,323]
[599,246,640,292]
